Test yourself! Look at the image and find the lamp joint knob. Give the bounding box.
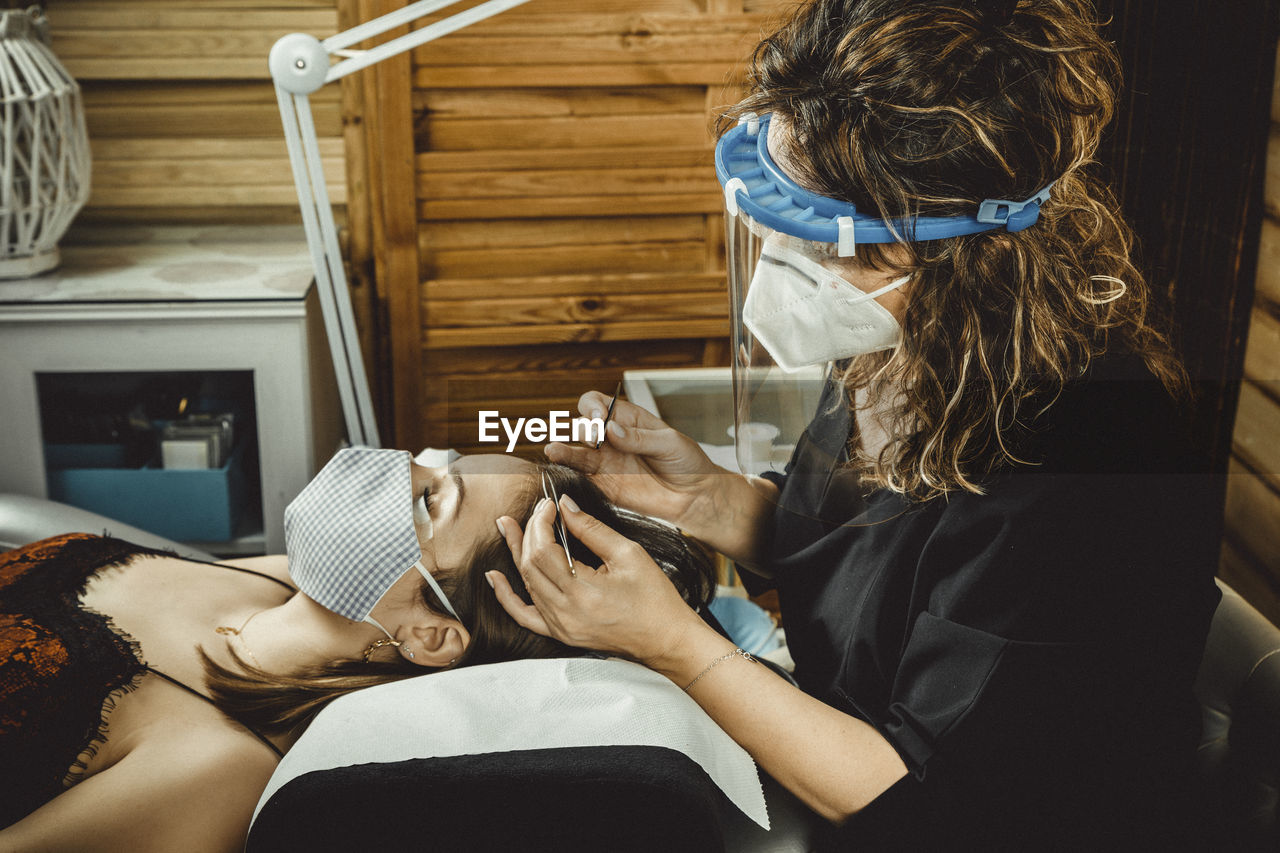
[269,32,329,94]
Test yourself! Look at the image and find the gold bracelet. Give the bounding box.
[684,647,756,692]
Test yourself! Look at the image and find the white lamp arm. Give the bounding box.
[269,0,532,449]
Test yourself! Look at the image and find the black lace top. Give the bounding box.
[0,534,282,829]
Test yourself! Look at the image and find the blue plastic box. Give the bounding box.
[45,444,249,542]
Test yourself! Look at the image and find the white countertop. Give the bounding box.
[0,225,315,303]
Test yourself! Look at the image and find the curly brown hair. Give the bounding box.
[725,0,1187,500]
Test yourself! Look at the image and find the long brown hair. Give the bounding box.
[202,463,716,737]
[726,0,1186,500]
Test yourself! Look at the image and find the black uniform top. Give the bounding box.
[752,353,1222,851]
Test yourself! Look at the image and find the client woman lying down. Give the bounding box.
[0,449,714,852]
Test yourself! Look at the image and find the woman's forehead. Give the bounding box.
[422,455,537,568]
[456,455,539,518]
[452,453,538,478]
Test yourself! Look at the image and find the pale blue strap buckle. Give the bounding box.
[976,183,1054,232]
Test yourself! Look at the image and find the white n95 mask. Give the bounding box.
[284,447,460,639]
[741,236,910,372]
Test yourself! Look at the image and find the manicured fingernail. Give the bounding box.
[560,494,580,513]
[485,572,496,589]
[495,517,508,537]
[608,421,625,438]
[590,408,604,421]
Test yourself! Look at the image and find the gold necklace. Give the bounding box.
[215,610,264,669]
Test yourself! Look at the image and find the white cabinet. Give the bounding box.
[0,226,345,554]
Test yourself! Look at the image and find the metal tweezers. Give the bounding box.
[541,470,574,570]
[596,379,623,449]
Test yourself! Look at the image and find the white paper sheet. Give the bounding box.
[253,657,770,830]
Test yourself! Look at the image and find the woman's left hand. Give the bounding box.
[489,496,707,666]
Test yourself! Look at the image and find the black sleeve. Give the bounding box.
[732,471,787,597]
[828,375,1222,848]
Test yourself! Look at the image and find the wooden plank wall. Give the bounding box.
[50,1,343,225]
[396,0,789,455]
[47,0,390,417]
[1223,45,1280,626]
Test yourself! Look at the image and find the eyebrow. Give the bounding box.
[452,470,466,517]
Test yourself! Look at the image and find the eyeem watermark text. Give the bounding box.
[478,410,605,452]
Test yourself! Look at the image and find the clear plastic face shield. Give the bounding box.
[714,113,1053,477]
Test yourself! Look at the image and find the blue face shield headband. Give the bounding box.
[716,113,1055,482]
[713,113,1053,255]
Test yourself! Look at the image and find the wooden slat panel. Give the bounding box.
[406,14,769,66]
[427,242,707,279]
[54,1,337,80]
[414,62,751,88]
[421,215,707,251]
[337,0,380,426]
[93,157,344,189]
[409,5,743,29]
[1232,380,1280,488]
[66,0,334,6]
[86,184,323,207]
[420,336,711,452]
[351,0,425,448]
[417,146,713,173]
[425,339,709,376]
[1243,304,1280,382]
[59,31,289,60]
[415,86,708,118]
[404,9,767,35]
[63,58,276,80]
[1224,456,1280,577]
[419,165,710,200]
[84,87,342,139]
[425,317,727,348]
[396,2,785,456]
[448,0,707,12]
[87,138,343,211]
[428,272,723,301]
[420,192,722,220]
[66,4,344,226]
[82,81,337,107]
[1220,536,1280,629]
[420,114,710,152]
[428,376,629,407]
[72,207,309,225]
[54,2,337,83]
[1267,124,1280,218]
[92,137,343,160]
[1221,544,1280,631]
[55,7,336,29]
[1256,217,1280,307]
[428,290,725,327]
[1273,42,1280,122]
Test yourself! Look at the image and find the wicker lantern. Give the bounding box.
[0,6,90,279]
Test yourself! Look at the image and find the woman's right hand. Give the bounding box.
[544,390,726,533]
[545,389,780,569]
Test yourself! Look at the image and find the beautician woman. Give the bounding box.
[490,1,1223,849]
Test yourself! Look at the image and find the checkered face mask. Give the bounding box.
[284,447,460,638]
